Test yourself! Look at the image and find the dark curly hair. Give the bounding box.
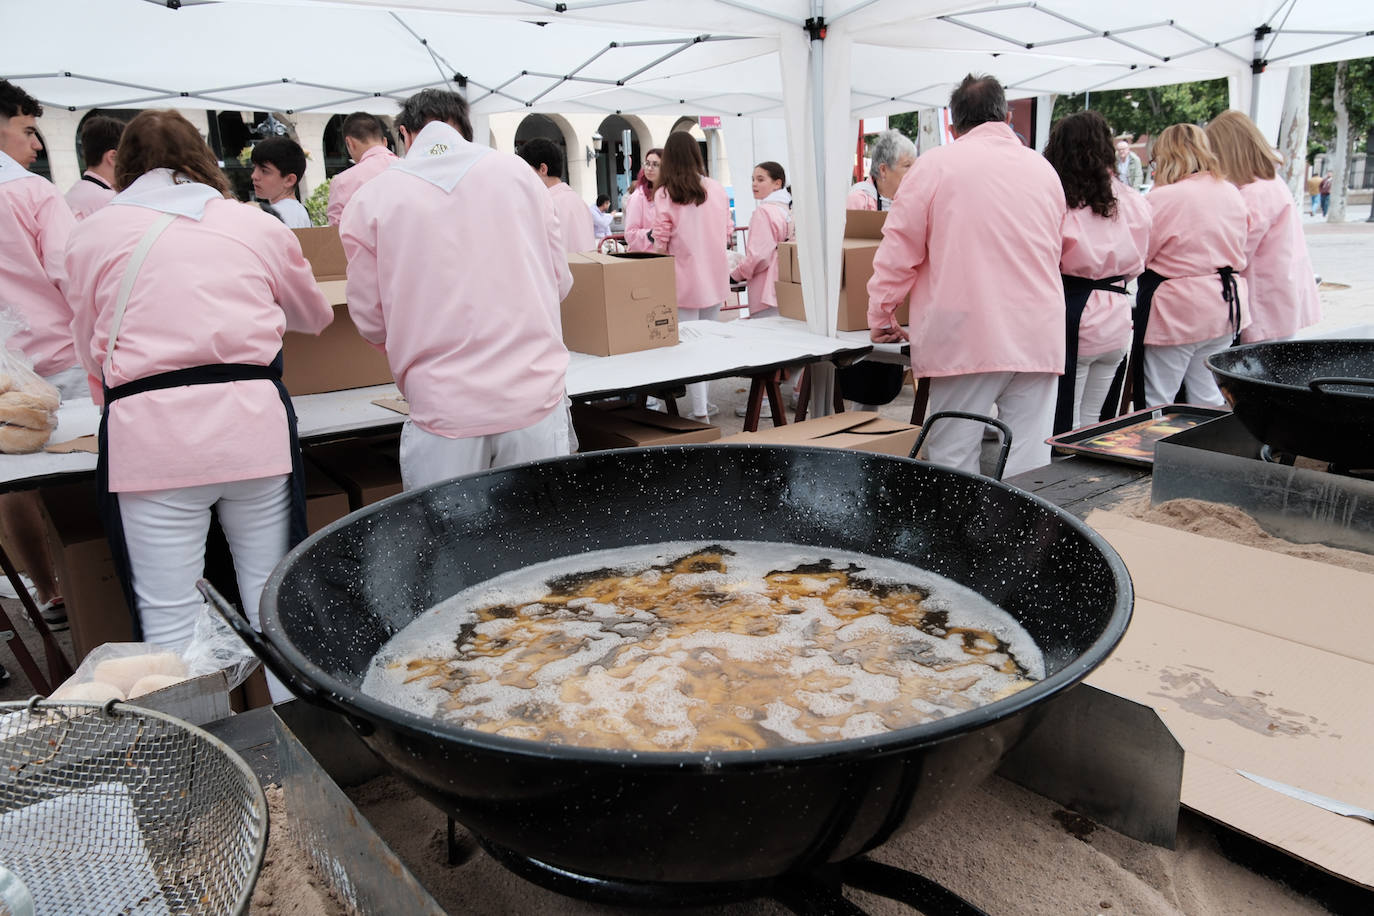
[1043,110,1117,219]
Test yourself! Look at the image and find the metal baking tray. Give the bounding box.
[1047,405,1229,468]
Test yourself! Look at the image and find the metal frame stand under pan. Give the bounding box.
[1152,413,1374,554]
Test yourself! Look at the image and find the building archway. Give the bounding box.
[515,113,575,182]
[667,117,712,178]
[594,115,642,209]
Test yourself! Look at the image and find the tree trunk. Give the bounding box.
[1328,60,1349,222]
[1277,66,1309,201]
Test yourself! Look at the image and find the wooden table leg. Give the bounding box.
[795,367,812,422]
[910,376,931,426]
[764,372,788,427]
[0,542,72,693]
[743,377,766,431]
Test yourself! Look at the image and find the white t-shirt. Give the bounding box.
[269,196,312,228]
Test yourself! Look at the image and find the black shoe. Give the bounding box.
[0,664,10,687]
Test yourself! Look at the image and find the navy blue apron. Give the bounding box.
[97,351,306,640]
[1125,267,1240,411]
[1054,274,1127,434]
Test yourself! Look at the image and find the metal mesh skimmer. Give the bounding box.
[0,699,267,915]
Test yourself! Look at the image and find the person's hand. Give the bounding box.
[870,324,908,343]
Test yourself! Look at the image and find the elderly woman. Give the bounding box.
[847,129,917,210]
[1204,110,1320,344]
[1132,124,1249,408]
[65,109,332,697]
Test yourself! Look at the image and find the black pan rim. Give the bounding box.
[260,443,1134,769]
[1207,338,1374,391]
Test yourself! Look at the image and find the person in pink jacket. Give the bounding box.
[1130,124,1249,409]
[341,90,572,490]
[623,147,662,252]
[1043,111,1151,432]
[653,131,734,419]
[64,115,123,221]
[518,137,596,255]
[326,112,398,227]
[868,75,1067,477]
[1205,110,1321,344]
[0,79,83,642]
[64,110,333,696]
[846,130,916,212]
[730,161,793,318]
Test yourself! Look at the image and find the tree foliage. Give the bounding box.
[1310,56,1373,153]
[1050,79,1229,140]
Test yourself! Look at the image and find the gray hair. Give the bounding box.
[869,129,917,172]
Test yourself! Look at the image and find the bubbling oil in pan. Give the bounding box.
[362,542,1044,752]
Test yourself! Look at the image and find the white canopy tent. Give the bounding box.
[6,0,1369,368]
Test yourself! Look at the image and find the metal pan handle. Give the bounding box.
[197,579,321,703]
[1309,377,1374,398]
[910,410,1014,481]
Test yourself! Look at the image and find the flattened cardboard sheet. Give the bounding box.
[1085,511,1374,887]
[720,411,920,457]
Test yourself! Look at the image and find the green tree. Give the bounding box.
[1050,79,1230,140]
[1309,56,1373,154]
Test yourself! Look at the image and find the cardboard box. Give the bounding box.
[37,481,135,663]
[719,411,921,457]
[1084,511,1374,888]
[283,226,394,395]
[775,213,910,330]
[775,280,805,321]
[304,462,351,533]
[572,402,720,451]
[304,436,403,511]
[563,252,678,356]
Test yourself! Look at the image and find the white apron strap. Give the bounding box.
[105,212,177,375]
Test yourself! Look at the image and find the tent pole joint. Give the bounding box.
[804,16,826,41]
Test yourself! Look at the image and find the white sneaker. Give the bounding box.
[0,573,34,600]
[691,404,720,420]
[645,396,665,411]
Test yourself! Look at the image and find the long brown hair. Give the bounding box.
[659,132,706,206]
[1205,109,1280,186]
[633,147,663,198]
[1043,111,1117,218]
[114,109,233,196]
[1151,123,1219,188]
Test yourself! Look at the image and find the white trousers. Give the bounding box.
[679,304,722,416]
[119,474,293,701]
[400,402,571,491]
[1143,334,1231,408]
[1073,348,1126,429]
[923,372,1057,478]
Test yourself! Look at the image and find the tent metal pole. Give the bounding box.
[1249,26,1269,121]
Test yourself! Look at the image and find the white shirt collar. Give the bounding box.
[110,169,222,220]
[392,121,490,193]
[0,149,41,186]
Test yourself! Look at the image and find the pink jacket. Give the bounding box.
[65,196,333,493]
[1237,176,1320,343]
[730,201,793,314]
[623,186,656,252]
[340,129,571,440]
[327,145,398,227]
[1144,173,1250,346]
[0,169,78,377]
[1060,179,1151,357]
[65,172,116,221]
[868,121,1067,377]
[653,178,732,311]
[549,180,595,254]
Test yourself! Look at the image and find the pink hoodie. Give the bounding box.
[868,121,1067,377]
[653,178,732,311]
[0,164,78,377]
[1143,173,1250,346]
[1060,179,1151,357]
[65,194,333,492]
[730,201,793,315]
[1236,176,1320,343]
[549,180,595,254]
[623,185,656,252]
